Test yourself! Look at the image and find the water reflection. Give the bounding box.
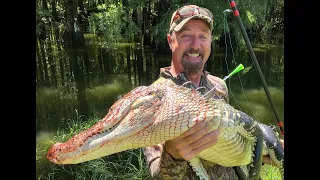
[36,40,284,136]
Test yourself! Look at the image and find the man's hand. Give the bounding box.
[165,121,284,166]
[165,121,220,161]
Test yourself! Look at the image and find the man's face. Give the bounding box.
[168,19,212,75]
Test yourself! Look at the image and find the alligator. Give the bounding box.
[46,78,284,180]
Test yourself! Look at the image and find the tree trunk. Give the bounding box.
[126,46,131,81]
[43,0,58,86]
[62,0,88,118]
[51,0,66,86]
[39,40,50,86]
[83,47,91,87]
[106,50,114,73]
[51,0,60,22]
[36,57,39,84]
[78,0,88,33]
[78,0,85,12]
[145,48,152,85]
[143,3,151,46]
[72,51,89,118]
[139,6,144,45]
[62,0,85,50]
[98,48,104,76]
[55,28,66,86]
[36,36,45,83]
[151,0,172,53]
[47,30,58,87]
[136,47,144,85]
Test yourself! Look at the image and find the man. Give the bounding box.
[143,4,283,179]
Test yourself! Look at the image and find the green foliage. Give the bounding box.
[128,0,148,8]
[245,11,257,28]
[260,164,283,180]
[36,6,52,37]
[150,0,283,46]
[151,10,172,50]
[36,0,284,49]
[259,0,284,43]
[88,2,139,43]
[36,1,65,37]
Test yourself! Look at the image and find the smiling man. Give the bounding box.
[143,4,283,180]
[168,19,212,85]
[142,4,238,179]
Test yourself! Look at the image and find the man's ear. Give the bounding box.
[167,33,172,49]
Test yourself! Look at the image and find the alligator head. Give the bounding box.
[46,80,214,164]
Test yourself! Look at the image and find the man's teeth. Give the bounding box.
[188,53,200,57]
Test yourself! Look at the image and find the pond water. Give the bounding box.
[36,39,284,138]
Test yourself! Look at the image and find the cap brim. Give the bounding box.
[173,15,212,32]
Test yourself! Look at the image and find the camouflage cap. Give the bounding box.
[169,5,214,33]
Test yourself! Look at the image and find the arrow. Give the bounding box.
[203,63,244,97]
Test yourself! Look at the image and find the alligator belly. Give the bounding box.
[198,135,253,167]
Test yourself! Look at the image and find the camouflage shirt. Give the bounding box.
[142,67,239,180]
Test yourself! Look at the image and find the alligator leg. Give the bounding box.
[234,122,284,180]
[258,123,284,179]
[233,111,264,180]
[188,157,210,180]
[234,165,262,180]
[248,123,264,180]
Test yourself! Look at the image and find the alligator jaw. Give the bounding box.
[46,86,160,164]
[46,112,131,164]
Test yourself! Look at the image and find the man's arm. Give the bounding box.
[143,122,220,179]
[143,145,191,180]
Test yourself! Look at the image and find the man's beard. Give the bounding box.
[181,56,203,75]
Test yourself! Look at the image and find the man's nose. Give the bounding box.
[191,36,201,48]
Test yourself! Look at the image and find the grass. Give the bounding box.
[36,117,282,180]
[260,164,283,180]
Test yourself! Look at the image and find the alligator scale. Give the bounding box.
[46,79,284,180]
